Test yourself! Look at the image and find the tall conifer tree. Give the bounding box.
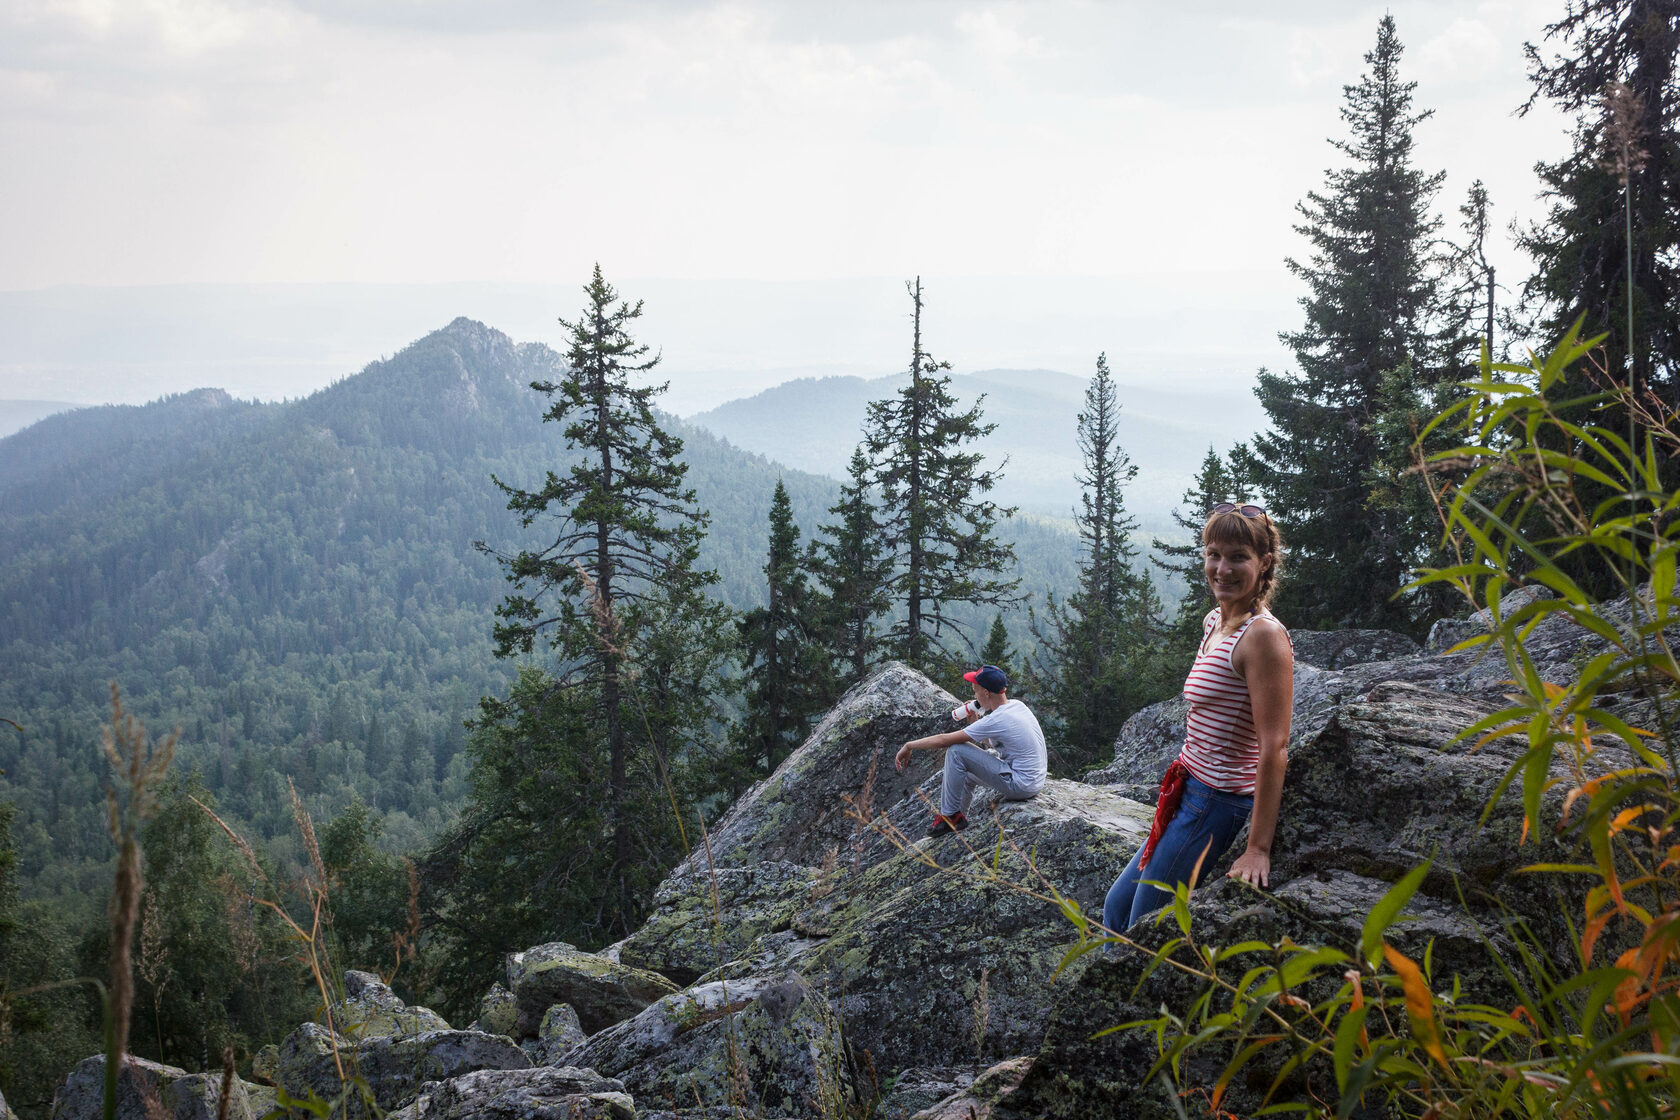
[1238,15,1449,631]
[1152,446,1241,645]
[446,266,733,969]
[1032,354,1165,769]
[809,448,892,688]
[1518,0,1680,399]
[861,278,1019,668]
[736,480,832,777]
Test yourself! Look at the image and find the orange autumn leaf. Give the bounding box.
[1346,969,1370,1050]
[1385,943,1448,1067]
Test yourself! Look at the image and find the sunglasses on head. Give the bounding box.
[1211,501,1269,520]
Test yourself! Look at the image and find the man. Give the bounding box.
[894,665,1047,836]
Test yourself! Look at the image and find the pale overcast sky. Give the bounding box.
[0,0,1581,407]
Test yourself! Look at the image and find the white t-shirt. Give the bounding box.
[960,699,1048,791]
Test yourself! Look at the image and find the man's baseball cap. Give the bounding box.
[963,665,1009,692]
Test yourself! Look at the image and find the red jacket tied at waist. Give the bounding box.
[1139,758,1190,870]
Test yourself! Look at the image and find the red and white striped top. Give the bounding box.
[1179,607,1284,794]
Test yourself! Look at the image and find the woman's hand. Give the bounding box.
[894,744,913,772]
[1226,846,1271,887]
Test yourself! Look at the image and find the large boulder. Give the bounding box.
[332,970,450,1040]
[911,1056,1033,1120]
[1000,871,1505,1119]
[613,860,818,985]
[677,663,958,871]
[872,1068,976,1119]
[275,1021,530,1113]
[51,1056,253,1120]
[507,942,680,1036]
[1289,627,1421,669]
[531,1003,587,1065]
[386,1067,633,1120]
[560,971,853,1119]
[799,780,1152,1072]
[1,1087,11,1120]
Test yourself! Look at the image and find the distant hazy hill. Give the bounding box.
[687,368,1266,527]
[0,398,80,438]
[0,318,1078,906]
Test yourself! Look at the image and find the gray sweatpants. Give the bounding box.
[940,741,1041,816]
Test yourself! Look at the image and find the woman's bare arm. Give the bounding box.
[1228,619,1293,886]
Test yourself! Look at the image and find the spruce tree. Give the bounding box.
[1032,354,1165,769]
[1518,0,1680,399]
[861,277,1019,669]
[980,614,1014,675]
[1151,445,1241,644]
[1238,15,1450,632]
[809,448,892,688]
[736,480,833,777]
[447,265,734,965]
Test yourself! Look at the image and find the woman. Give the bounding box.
[1102,502,1292,933]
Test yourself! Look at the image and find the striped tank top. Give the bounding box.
[1179,607,1281,794]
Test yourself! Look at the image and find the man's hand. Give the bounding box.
[894,744,913,772]
[1226,847,1271,888]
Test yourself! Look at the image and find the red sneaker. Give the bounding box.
[927,812,968,837]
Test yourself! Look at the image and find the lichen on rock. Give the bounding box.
[560,971,853,1119]
[507,942,679,1036]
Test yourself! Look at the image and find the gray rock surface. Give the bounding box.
[1,1086,11,1120]
[676,662,958,871]
[276,1021,530,1113]
[249,1043,279,1085]
[911,1056,1032,1120]
[1000,870,1509,1119]
[386,1067,633,1120]
[507,942,680,1036]
[872,1068,977,1119]
[470,982,517,1037]
[799,780,1151,1071]
[333,970,450,1040]
[533,1003,587,1065]
[1289,627,1421,669]
[559,972,853,1119]
[51,1056,253,1120]
[614,860,819,984]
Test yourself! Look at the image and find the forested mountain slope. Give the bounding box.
[0,318,1077,908]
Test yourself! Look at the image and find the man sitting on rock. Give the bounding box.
[894,665,1047,836]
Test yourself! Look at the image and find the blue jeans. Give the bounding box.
[1103,774,1253,932]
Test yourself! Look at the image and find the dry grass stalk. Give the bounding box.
[387,858,423,985]
[216,1047,235,1120]
[102,683,177,1069]
[190,783,348,1083]
[972,966,990,1068]
[1602,80,1648,183]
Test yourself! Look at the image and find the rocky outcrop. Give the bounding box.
[1000,600,1616,1117]
[559,972,852,1119]
[531,1003,587,1065]
[51,1056,254,1120]
[613,860,818,984]
[799,780,1150,1070]
[676,663,957,871]
[507,942,681,1036]
[49,620,1622,1120]
[911,1056,1033,1120]
[333,970,450,1040]
[387,1067,634,1120]
[1289,627,1420,668]
[275,1020,530,1114]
